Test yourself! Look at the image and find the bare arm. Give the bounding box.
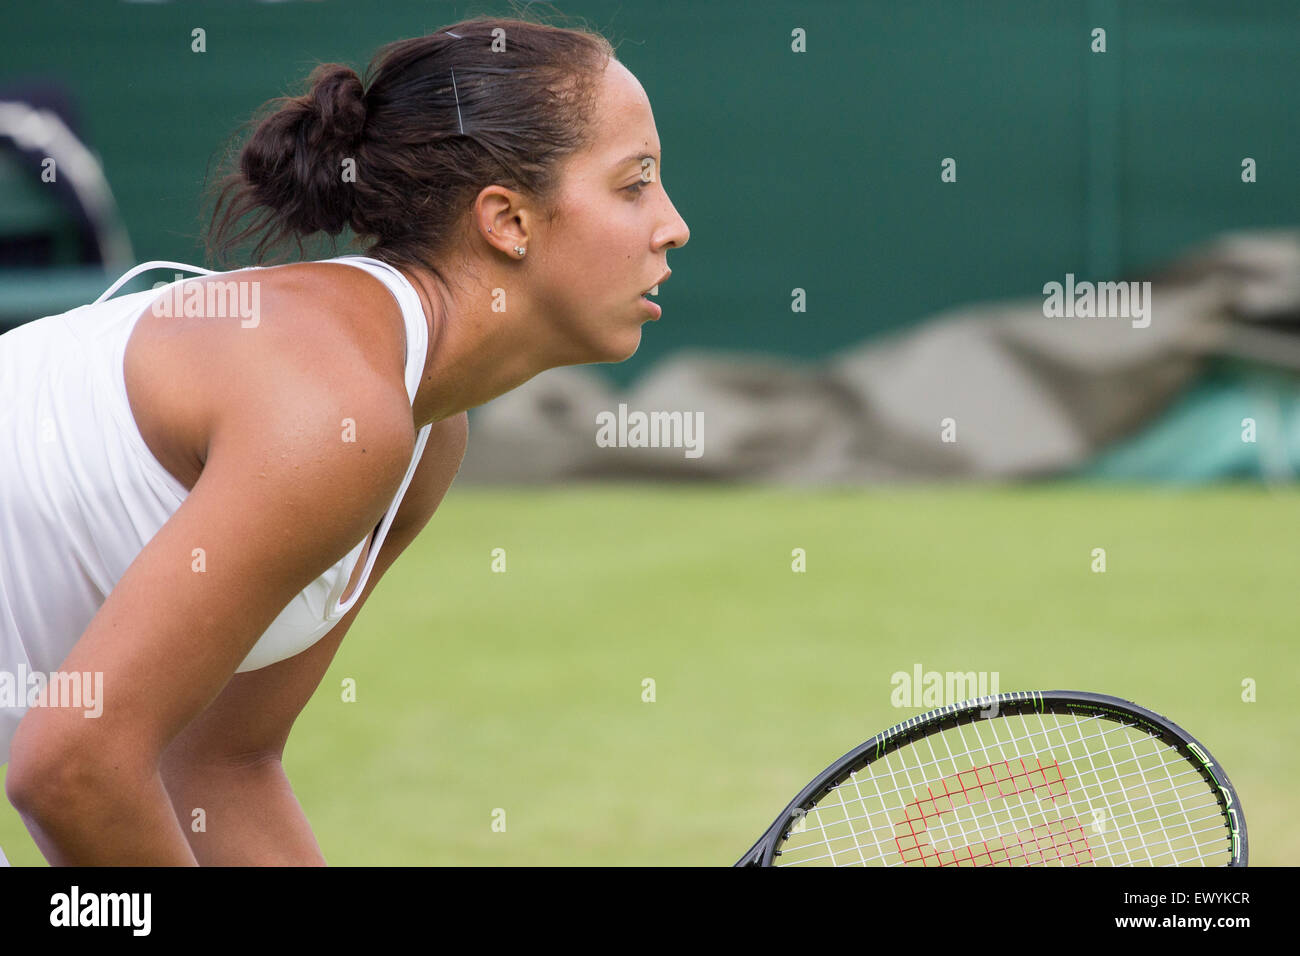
[3,371,417,865]
[156,412,468,865]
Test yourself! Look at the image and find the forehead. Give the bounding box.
[594,60,653,127]
[574,60,659,172]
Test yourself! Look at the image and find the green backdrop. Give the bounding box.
[4,0,1297,386]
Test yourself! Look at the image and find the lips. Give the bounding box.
[641,269,671,297]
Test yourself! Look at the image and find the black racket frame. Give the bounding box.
[735,689,1247,867]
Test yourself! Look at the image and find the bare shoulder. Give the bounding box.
[125,261,413,494]
[194,261,411,404]
[203,264,419,502]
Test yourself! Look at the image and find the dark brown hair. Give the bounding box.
[203,10,615,287]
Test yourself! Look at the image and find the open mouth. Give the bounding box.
[639,272,668,318]
[639,289,662,319]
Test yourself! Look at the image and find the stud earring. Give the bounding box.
[514,246,526,257]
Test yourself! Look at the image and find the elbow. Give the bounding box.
[6,744,88,824]
[5,721,143,823]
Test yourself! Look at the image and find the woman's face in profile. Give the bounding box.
[534,57,690,363]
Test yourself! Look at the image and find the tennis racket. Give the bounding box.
[736,690,1246,866]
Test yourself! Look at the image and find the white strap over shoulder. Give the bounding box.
[94,260,218,305]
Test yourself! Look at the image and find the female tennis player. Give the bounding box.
[0,15,688,865]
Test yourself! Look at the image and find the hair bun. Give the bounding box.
[306,64,367,148]
[238,63,367,237]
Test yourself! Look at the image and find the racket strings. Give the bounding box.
[787,792,1229,867]
[775,710,1233,867]
[860,716,1209,866]
[783,719,1195,807]
[788,730,1204,842]
[893,713,1199,867]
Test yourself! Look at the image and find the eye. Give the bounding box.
[624,180,648,196]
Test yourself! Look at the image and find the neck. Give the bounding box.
[396,261,563,429]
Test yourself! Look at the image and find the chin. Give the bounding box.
[611,329,642,362]
[587,325,642,364]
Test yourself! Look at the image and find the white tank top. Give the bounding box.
[0,255,432,766]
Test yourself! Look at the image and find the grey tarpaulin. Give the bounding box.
[457,229,1300,484]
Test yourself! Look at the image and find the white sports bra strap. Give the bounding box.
[94,260,219,304]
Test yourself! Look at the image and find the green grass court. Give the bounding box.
[2,483,1295,865]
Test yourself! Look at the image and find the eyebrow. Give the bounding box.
[614,151,660,170]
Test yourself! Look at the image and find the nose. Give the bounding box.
[658,189,689,250]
